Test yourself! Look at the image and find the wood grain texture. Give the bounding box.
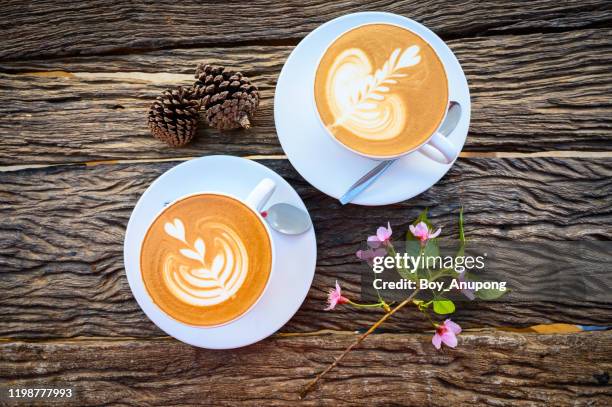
[1,0,611,60]
[1,29,611,166]
[1,2,611,404]
[1,331,611,406]
[1,158,610,339]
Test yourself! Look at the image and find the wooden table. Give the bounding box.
[1,1,611,405]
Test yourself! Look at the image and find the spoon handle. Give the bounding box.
[338,102,462,205]
[339,160,395,205]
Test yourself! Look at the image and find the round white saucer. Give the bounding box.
[123,156,317,349]
[274,12,470,206]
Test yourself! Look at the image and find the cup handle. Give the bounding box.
[419,131,458,164]
[245,178,276,211]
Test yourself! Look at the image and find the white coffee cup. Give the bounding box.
[313,22,459,164]
[140,177,277,328]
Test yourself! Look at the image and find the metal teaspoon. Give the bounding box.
[262,203,313,235]
[339,101,462,205]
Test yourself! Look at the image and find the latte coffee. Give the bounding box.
[314,23,449,158]
[140,194,273,327]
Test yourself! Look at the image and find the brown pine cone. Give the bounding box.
[147,86,200,147]
[193,64,260,130]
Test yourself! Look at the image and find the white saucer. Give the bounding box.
[274,12,470,206]
[123,156,317,349]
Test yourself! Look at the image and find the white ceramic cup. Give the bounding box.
[313,22,459,164]
[140,177,277,328]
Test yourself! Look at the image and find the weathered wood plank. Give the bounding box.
[1,332,610,406]
[1,0,611,60]
[1,29,611,166]
[1,158,610,338]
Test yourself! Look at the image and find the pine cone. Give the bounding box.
[193,64,260,130]
[148,87,200,147]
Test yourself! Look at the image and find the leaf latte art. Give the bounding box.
[163,218,249,306]
[140,194,272,327]
[328,46,421,141]
[314,24,449,157]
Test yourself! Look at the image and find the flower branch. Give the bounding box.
[300,289,420,399]
[301,208,507,398]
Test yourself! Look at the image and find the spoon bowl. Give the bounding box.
[262,203,312,235]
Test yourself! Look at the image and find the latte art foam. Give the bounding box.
[315,24,448,157]
[327,46,421,141]
[163,219,249,307]
[140,194,272,327]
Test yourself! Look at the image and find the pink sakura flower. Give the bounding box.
[432,319,462,350]
[325,281,349,311]
[409,221,441,244]
[356,247,387,265]
[368,222,393,248]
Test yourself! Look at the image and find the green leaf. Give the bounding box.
[388,243,417,281]
[475,287,509,300]
[396,266,418,281]
[405,239,441,278]
[423,239,440,262]
[455,207,466,258]
[463,272,509,300]
[458,207,465,243]
[405,238,420,257]
[433,299,455,315]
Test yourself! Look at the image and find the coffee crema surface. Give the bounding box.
[314,24,448,157]
[140,194,272,326]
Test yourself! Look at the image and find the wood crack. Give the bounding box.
[0,332,609,406]
[1,1,611,61]
[3,152,612,173]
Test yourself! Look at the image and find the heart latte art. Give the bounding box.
[162,218,249,307]
[140,194,272,326]
[315,24,449,157]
